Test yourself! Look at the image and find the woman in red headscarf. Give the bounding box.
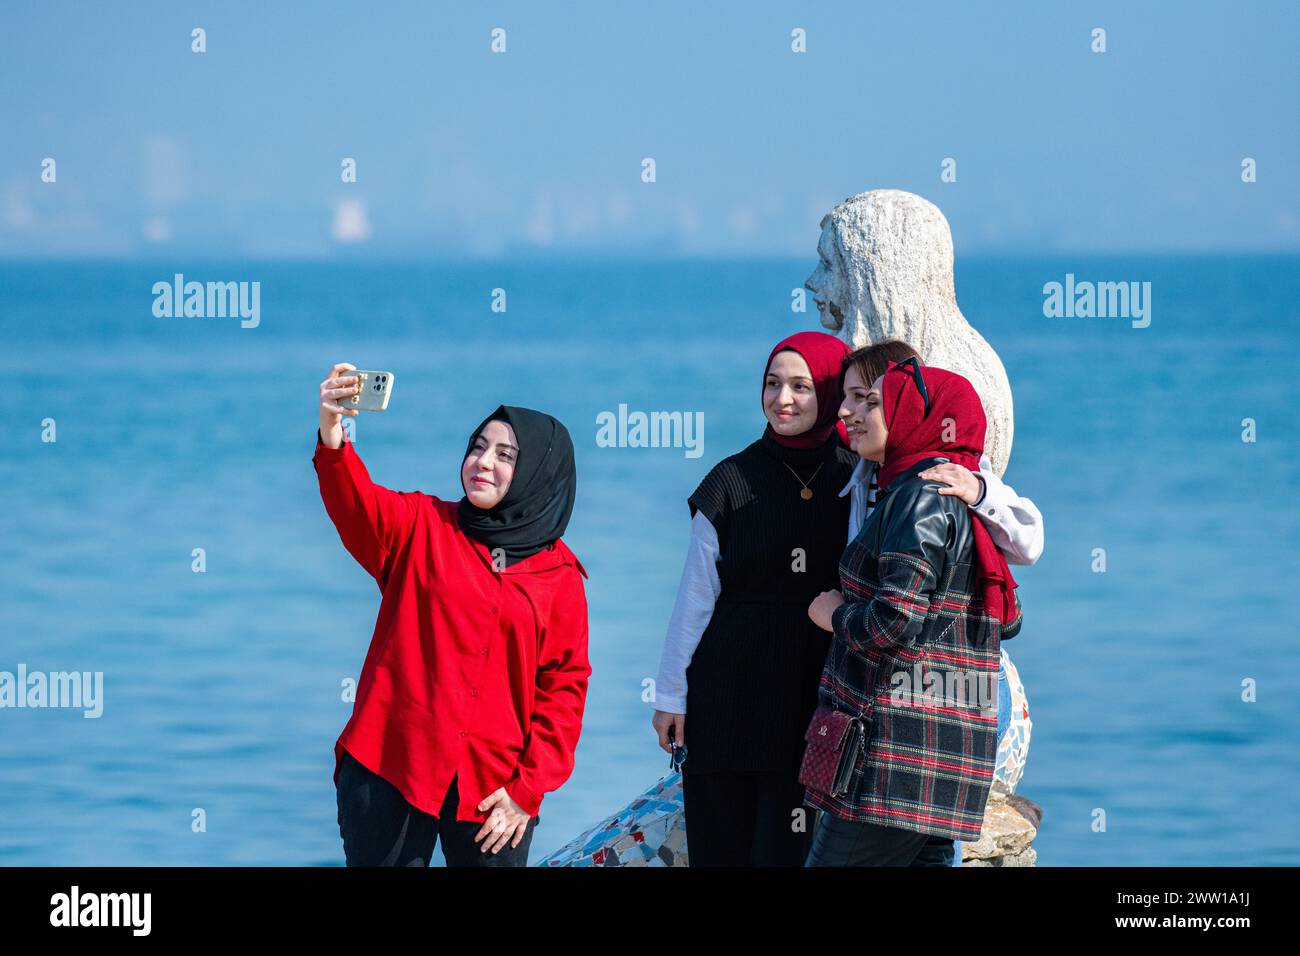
[651,331,857,866]
[803,357,1023,866]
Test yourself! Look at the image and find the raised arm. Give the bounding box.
[313,362,421,586]
[504,566,592,816]
[831,484,952,660]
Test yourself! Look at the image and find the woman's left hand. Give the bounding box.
[475,789,531,854]
[808,589,845,632]
[917,462,983,505]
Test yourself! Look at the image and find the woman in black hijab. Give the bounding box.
[457,405,579,568]
[316,366,590,867]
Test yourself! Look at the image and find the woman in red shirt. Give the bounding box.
[314,362,591,867]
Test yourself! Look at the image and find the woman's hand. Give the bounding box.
[917,462,984,505]
[652,710,685,754]
[474,788,532,854]
[808,589,845,632]
[319,362,360,449]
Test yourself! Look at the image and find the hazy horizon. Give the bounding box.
[2,0,1296,260]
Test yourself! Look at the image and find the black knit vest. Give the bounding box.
[683,431,857,774]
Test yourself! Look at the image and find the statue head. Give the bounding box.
[804,188,1016,476]
[805,189,957,345]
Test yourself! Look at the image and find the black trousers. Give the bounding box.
[804,810,955,866]
[335,749,538,867]
[681,769,813,866]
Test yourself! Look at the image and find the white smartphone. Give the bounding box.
[342,370,395,412]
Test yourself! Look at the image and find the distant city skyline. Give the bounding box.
[2,1,1296,258]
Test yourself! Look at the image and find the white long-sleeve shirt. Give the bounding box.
[653,454,1043,714]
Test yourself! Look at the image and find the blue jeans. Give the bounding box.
[951,660,1011,866]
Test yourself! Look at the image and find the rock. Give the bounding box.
[1005,793,1044,831]
[963,847,1037,868]
[804,189,1015,477]
[962,793,1043,862]
[1001,846,1038,867]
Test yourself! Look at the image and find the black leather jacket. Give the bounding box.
[808,453,1023,841]
[866,455,1023,651]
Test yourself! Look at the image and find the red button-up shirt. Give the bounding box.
[313,433,590,822]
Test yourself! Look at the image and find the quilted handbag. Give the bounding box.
[798,704,868,798]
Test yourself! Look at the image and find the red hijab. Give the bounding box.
[761,331,851,449]
[876,359,1019,625]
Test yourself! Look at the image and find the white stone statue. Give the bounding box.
[804,189,1015,477]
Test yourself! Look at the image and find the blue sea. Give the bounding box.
[2,255,1298,865]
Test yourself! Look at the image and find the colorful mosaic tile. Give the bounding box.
[994,648,1033,794]
[537,772,689,867]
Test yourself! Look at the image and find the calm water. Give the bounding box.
[2,255,1298,865]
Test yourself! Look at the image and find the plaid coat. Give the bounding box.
[804,456,1023,842]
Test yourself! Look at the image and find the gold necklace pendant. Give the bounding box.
[784,461,822,501]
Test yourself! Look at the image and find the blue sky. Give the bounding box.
[1,0,1295,258]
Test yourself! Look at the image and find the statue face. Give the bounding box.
[805,220,849,332]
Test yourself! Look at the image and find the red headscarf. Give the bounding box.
[761,331,851,449]
[876,360,1019,625]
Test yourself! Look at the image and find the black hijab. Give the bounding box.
[457,405,577,567]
